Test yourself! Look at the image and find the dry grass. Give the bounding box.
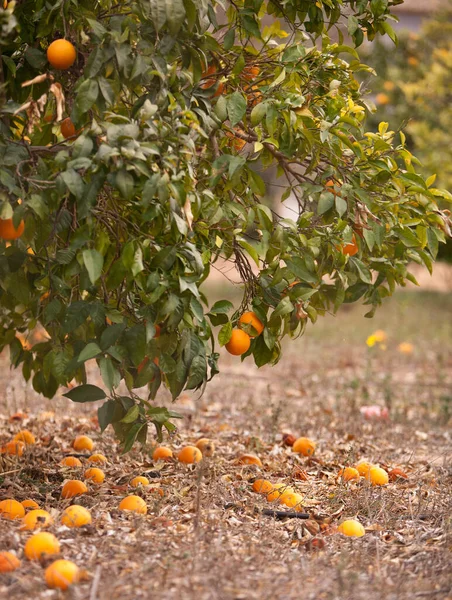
[0,289,451,599]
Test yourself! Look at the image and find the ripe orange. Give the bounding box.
[238,311,264,337]
[338,467,360,482]
[0,218,25,240]
[337,519,365,537]
[22,499,40,510]
[1,440,25,456]
[292,437,316,456]
[200,65,224,97]
[60,117,76,139]
[45,559,80,590]
[21,509,53,531]
[152,446,173,461]
[47,39,76,70]
[24,532,60,560]
[367,466,389,486]
[61,480,88,499]
[60,456,83,468]
[130,476,150,488]
[245,84,262,107]
[0,499,25,520]
[325,179,342,196]
[195,438,215,457]
[342,234,359,257]
[225,329,251,356]
[242,65,260,81]
[61,505,91,528]
[154,324,161,338]
[84,467,105,484]
[13,430,36,445]
[72,435,94,452]
[237,454,262,467]
[226,128,247,152]
[119,495,147,515]
[279,491,304,510]
[87,453,107,464]
[375,92,390,105]
[252,479,273,494]
[0,551,21,573]
[355,461,373,477]
[267,483,294,502]
[177,446,202,464]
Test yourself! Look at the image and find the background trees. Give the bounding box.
[0,0,450,449]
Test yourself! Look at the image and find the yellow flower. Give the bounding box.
[398,342,414,355]
[366,335,377,348]
[373,330,387,343]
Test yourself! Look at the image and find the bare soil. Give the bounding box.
[0,289,451,600]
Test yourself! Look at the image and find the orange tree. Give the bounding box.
[0,0,450,450]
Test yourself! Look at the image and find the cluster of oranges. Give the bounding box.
[0,426,223,587]
[225,311,264,356]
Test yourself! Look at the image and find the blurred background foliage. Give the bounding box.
[360,0,452,261]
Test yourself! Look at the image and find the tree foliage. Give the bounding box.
[0,0,450,450]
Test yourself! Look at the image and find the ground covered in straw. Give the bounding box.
[0,290,451,599]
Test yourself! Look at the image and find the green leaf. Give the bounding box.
[285,257,318,284]
[209,300,234,314]
[60,169,84,199]
[98,399,116,433]
[100,356,120,391]
[317,192,334,215]
[83,249,104,285]
[63,384,106,403]
[120,405,140,423]
[351,258,372,284]
[227,92,247,126]
[335,196,347,217]
[75,79,99,113]
[100,323,126,351]
[122,422,145,453]
[224,28,235,50]
[218,322,232,346]
[78,342,102,362]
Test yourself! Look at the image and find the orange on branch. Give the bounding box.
[242,65,260,81]
[341,234,359,257]
[225,329,251,356]
[60,117,76,139]
[47,39,76,70]
[0,218,25,240]
[238,311,264,337]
